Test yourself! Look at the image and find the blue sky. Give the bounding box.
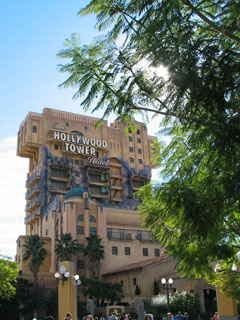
[0,1,161,259]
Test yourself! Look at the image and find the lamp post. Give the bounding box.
[161,277,173,312]
[55,264,81,286]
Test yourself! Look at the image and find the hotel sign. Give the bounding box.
[53,131,107,156]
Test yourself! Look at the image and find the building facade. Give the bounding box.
[16,108,214,310]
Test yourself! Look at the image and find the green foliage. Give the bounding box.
[23,235,48,286]
[169,291,200,318]
[55,233,78,262]
[83,234,104,277]
[0,255,19,300]
[58,0,240,297]
[206,262,240,300]
[81,278,124,306]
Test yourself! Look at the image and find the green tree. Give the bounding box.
[57,0,240,296]
[83,234,104,277]
[81,278,124,306]
[55,233,78,262]
[23,235,48,287]
[0,255,19,300]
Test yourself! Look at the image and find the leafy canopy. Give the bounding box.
[23,235,48,286]
[0,255,19,300]
[55,233,78,262]
[58,0,240,295]
[83,234,104,276]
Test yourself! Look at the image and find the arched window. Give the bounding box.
[89,215,96,222]
[77,214,84,222]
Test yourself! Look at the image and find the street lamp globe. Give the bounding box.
[237,251,240,263]
[161,277,166,285]
[168,278,173,285]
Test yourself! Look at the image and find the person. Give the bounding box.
[183,312,189,320]
[64,314,72,320]
[176,312,184,320]
[45,317,54,320]
[145,314,152,320]
[214,312,219,320]
[100,315,106,320]
[167,313,175,320]
[109,313,118,320]
[87,316,94,320]
[162,315,167,320]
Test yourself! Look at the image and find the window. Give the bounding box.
[75,172,80,177]
[154,248,160,257]
[130,157,134,163]
[90,215,96,222]
[129,136,133,142]
[66,122,69,127]
[46,214,48,222]
[77,260,85,269]
[120,280,123,286]
[54,144,59,150]
[125,247,131,255]
[77,244,84,252]
[143,248,148,256]
[129,147,133,152]
[112,246,118,255]
[77,226,84,234]
[18,240,21,248]
[32,126,37,133]
[133,278,137,285]
[75,159,80,165]
[85,126,88,130]
[137,129,140,135]
[77,214,83,222]
[96,151,99,157]
[138,149,142,154]
[45,229,48,236]
[138,159,143,164]
[137,138,141,143]
[137,230,142,240]
[90,227,96,235]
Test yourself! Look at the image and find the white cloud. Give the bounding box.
[0,136,28,259]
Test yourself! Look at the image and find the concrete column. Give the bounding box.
[58,261,77,320]
[216,288,238,320]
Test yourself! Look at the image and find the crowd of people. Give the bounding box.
[45,309,219,320]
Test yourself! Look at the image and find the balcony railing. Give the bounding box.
[25,196,40,212]
[25,183,40,200]
[25,171,40,188]
[24,209,40,224]
[107,232,132,241]
[136,233,158,242]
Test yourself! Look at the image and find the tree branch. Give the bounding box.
[182,0,240,44]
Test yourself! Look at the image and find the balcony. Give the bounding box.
[25,171,40,188]
[25,183,40,200]
[136,233,158,242]
[107,231,132,241]
[109,171,122,178]
[25,196,40,212]
[24,209,40,224]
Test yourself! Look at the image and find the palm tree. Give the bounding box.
[23,235,48,288]
[83,234,104,278]
[55,233,78,262]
